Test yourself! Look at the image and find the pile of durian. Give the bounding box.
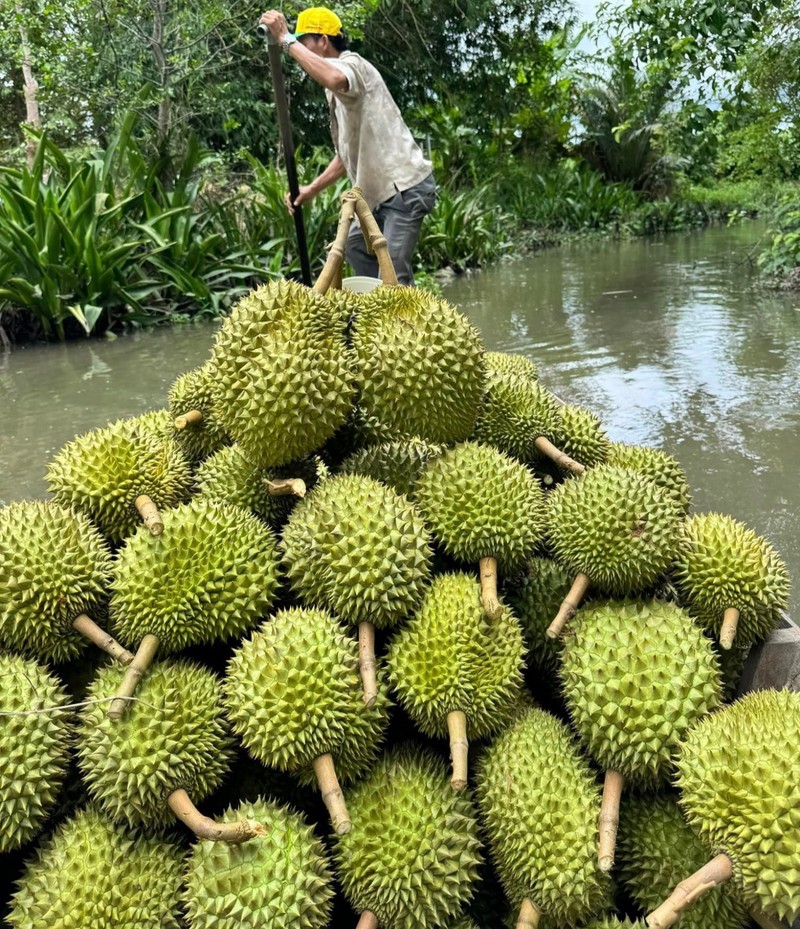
[1,191,798,929]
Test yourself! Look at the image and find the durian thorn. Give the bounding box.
[314,190,357,294]
[547,573,591,639]
[534,435,585,474]
[719,607,740,650]
[355,911,379,929]
[107,633,160,720]
[358,621,378,707]
[265,477,307,498]
[646,854,733,929]
[312,753,351,835]
[597,769,625,872]
[353,192,399,286]
[174,409,203,430]
[479,556,503,621]
[167,789,266,843]
[447,709,469,791]
[747,907,792,929]
[71,614,135,665]
[516,898,542,929]
[135,494,164,536]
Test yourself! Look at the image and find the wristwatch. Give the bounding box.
[281,33,297,53]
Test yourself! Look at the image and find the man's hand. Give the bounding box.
[258,10,289,42]
[285,185,316,215]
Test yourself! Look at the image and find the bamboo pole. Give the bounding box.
[646,854,734,928]
[314,190,358,295]
[479,556,503,620]
[312,753,351,834]
[598,769,625,872]
[174,409,203,430]
[71,614,134,665]
[447,710,469,791]
[167,789,266,843]
[355,912,379,929]
[265,478,307,498]
[107,634,160,720]
[719,607,740,650]
[358,621,378,707]
[516,898,542,929]
[135,495,164,536]
[547,573,591,639]
[534,435,585,474]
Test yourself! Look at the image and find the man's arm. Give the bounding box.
[259,10,348,93]
[285,155,348,214]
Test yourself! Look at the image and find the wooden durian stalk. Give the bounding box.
[547,572,591,638]
[719,607,740,650]
[447,709,469,791]
[646,854,734,928]
[134,494,164,536]
[265,477,307,498]
[174,409,204,430]
[597,769,625,871]
[107,633,160,720]
[479,556,503,620]
[167,788,266,843]
[312,752,351,834]
[353,191,399,287]
[516,898,543,929]
[533,435,585,475]
[314,189,358,295]
[71,613,134,665]
[358,621,378,707]
[355,912,379,929]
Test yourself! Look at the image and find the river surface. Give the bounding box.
[2,221,799,615]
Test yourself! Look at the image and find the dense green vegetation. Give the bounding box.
[1,0,799,342]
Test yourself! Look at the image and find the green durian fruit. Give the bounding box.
[338,437,444,498]
[183,797,335,929]
[618,794,750,929]
[46,416,193,543]
[195,444,328,527]
[9,808,185,929]
[583,920,646,929]
[557,404,612,469]
[387,572,525,789]
[444,915,481,929]
[169,361,231,462]
[209,280,355,468]
[130,408,177,442]
[281,473,432,704]
[712,638,752,702]
[352,286,486,444]
[672,512,790,650]
[485,351,538,382]
[223,608,390,834]
[77,659,251,840]
[333,747,482,929]
[0,654,72,853]
[606,443,691,513]
[0,500,113,662]
[669,689,800,925]
[476,706,612,927]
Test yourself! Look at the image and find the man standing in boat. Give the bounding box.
[258,6,437,286]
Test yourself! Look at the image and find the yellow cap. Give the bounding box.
[294,7,343,37]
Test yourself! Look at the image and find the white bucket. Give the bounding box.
[341,275,382,294]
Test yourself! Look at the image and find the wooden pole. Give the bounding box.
[107,634,160,720]
[534,436,585,474]
[174,409,203,430]
[598,769,625,872]
[312,753,351,834]
[516,899,542,929]
[135,495,164,536]
[479,556,503,620]
[71,614,134,665]
[167,789,266,843]
[358,621,378,707]
[646,854,734,928]
[547,573,591,639]
[719,607,740,650]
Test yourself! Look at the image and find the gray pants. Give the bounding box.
[346,174,437,286]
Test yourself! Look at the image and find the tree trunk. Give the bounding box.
[16,3,41,167]
[150,0,171,150]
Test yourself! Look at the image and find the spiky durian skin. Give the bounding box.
[673,512,790,645]
[503,557,574,673]
[0,654,72,852]
[77,660,234,827]
[224,608,389,773]
[445,916,481,929]
[209,280,355,468]
[183,798,334,929]
[109,499,279,653]
[606,443,691,513]
[387,572,525,740]
[618,794,750,929]
[485,351,538,382]
[476,707,611,924]
[546,465,684,596]
[415,442,546,569]
[46,416,193,543]
[583,920,645,928]
[334,747,482,929]
[471,372,562,461]
[0,500,112,662]
[169,362,231,462]
[338,438,444,499]
[352,287,486,444]
[9,808,185,929]
[131,408,177,442]
[561,599,721,784]
[676,689,800,923]
[558,405,612,469]
[281,474,432,629]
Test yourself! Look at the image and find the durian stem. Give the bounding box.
[353,193,399,286]
[747,907,792,929]
[312,753,351,835]
[107,633,160,720]
[598,769,625,872]
[358,621,378,708]
[314,190,357,294]
[167,789,266,843]
[646,854,733,929]
[71,614,134,666]
[174,409,203,430]
[265,477,307,498]
[134,494,164,536]
[533,435,585,474]
[516,898,542,929]
[546,573,591,639]
[479,556,503,620]
[355,912,379,929]
[447,710,469,791]
[719,607,740,650]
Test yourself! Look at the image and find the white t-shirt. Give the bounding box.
[325,51,432,210]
